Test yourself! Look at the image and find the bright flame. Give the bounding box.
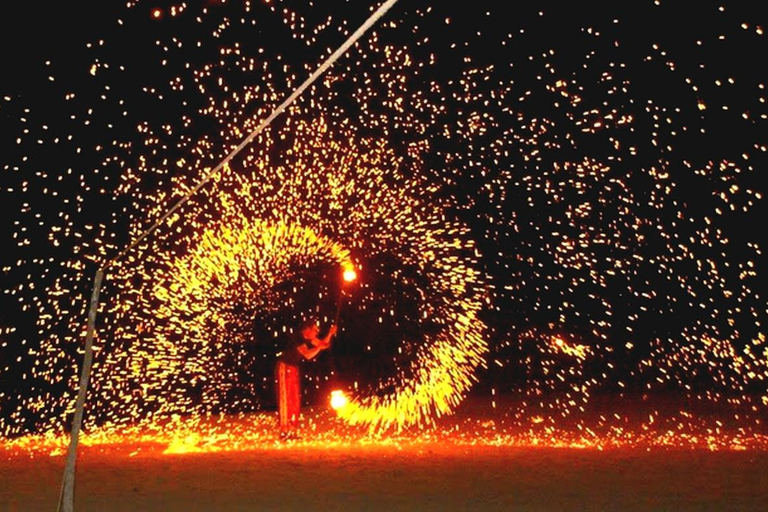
[330,390,349,410]
[342,268,357,283]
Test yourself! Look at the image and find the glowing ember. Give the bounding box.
[330,390,349,410]
[342,268,358,283]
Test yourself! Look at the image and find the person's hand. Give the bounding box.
[329,324,338,336]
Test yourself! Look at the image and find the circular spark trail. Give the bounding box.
[91,117,489,430]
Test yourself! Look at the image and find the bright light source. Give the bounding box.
[342,268,357,283]
[330,389,349,410]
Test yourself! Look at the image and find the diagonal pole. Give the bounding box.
[57,268,104,512]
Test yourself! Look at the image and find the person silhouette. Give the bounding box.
[274,317,337,439]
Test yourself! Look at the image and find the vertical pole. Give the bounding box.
[334,290,345,325]
[330,286,347,379]
[57,268,104,512]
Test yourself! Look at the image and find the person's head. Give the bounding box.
[299,318,319,338]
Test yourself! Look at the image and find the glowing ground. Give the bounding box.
[2,394,768,457]
[2,396,768,511]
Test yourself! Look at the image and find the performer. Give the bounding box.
[275,317,337,439]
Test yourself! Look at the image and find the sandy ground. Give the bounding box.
[3,396,768,511]
[2,443,768,511]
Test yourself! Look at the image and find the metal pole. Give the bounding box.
[334,290,345,325]
[57,268,104,512]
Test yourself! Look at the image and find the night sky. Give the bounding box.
[1,1,767,436]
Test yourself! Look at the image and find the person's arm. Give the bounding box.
[297,325,337,359]
[296,342,325,360]
[314,325,337,348]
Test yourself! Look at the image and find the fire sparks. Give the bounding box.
[1,1,767,447]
